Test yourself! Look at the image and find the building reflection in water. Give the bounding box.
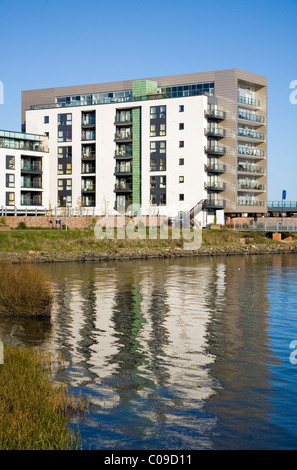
[0,254,281,449]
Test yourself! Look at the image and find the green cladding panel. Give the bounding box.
[132,107,141,212]
[132,80,158,100]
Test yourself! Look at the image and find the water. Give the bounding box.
[1,254,297,450]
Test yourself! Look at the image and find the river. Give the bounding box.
[1,254,297,450]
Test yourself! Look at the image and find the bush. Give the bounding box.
[16,221,27,230]
[0,264,53,317]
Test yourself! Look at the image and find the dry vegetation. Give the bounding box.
[0,264,53,316]
[0,345,83,450]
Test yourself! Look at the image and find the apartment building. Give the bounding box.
[0,130,49,213]
[21,68,268,223]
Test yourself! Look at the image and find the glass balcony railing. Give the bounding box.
[114,132,133,141]
[238,128,264,140]
[206,127,226,137]
[81,165,96,174]
[237,164,265,174]
[238,110,264,123]
[81,116,96,126]
[81,151,95,159]
[115,149,133,157]
[203,199,226,209]
[21,163,42,172]
[115,165,132,174]
[115,115,132,124]
[205,145,226,155]
[81,185,96,192]
[205,181,226,191]
[238,96,260,107]
[238,146,264,157]
[21,181,42,189]
[115,183,132,191]
[237,199,265,206]
[238,183,265,191]
[205,109,225,120]
[21,197,42,206]
[205,163,226,173]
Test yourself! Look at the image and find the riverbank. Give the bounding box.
[0,345,81,450]
[0,228,297,263]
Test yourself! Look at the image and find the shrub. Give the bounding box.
[16,221,27,230]
[0,264,53,317]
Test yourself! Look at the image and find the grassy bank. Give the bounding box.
[0,227,293,254]
[0,345,81,450]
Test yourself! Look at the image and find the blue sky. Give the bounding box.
[0,0,296,200]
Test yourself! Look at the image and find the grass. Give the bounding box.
[0,345,82,450]
[0,264,53,316]
[0,227,294,255]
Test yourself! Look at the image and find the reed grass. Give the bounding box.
[0,264,53,316]
[0,345,82,450]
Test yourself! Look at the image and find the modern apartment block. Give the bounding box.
[20,68,268,223]
[0,130,49,213]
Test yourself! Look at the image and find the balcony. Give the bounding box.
[115,183,132,192]
[237,183,265,191]
[238,128,265,140]
[81,151,95,160]
[238,110,264,124]
[81,185,96,193]
[21,196,42,206]
[203,199,226,209]
[81,165,96,174]
[238,95,260,107]
[115,165,132,175]
[205,145,226,155]
[205,109,225,120]
[81,116,96,127]
[237,199,265,207]
[205,163,226,173]
[114,115,132,126]
[115,149,133,158]
[81,131,95,141]
[205,127,226,138]
[21,181,42,189]
[21,162,42,173]
[114,132,133,142]
[205,181,226,191]
[237,164,265,174]
[238,146,265,158]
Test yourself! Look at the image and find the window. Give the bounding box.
[150,159,157,172]
[179,158,184,165]
[6,192,15,206]
[58,148,63,158]
[160,193,166,205]
[6,156,15,170]
[179,123,184,130]
[179,176,184,183]
[45,132,49,137]
[179,105,184,112]
[150,176,156,189]
[58,179,63,188]
[160,176,166,188]
[179,141,184,147]
[150,124,156,137]
[44,116,49,124]
[150,107,157,119]
[160,158,166,171]
[66,163,72,174]
[58,131,64,142]
[58,163,63,175]
[160,141,166,153]
[6,174,15,188]
[66,179,72,190]
[160,124,166,136]
[179,194,184,201]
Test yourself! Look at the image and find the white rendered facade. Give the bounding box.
[0,131,49,213]
[25,94,209,222]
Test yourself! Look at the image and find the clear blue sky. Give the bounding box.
[0,0,296,200]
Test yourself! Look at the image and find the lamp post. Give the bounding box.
[63,197,68,231]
